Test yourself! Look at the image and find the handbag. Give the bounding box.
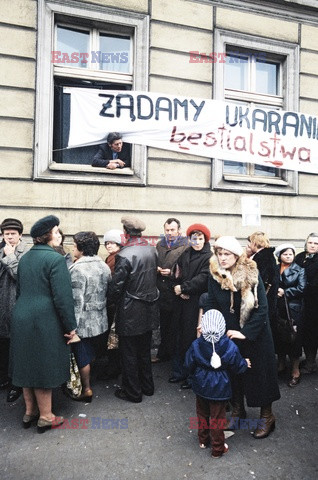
[107,322,119,350]
[66,353,82,398]
[276,296,297,344]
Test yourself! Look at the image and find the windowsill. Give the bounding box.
[223,174,288,185]
[49,162,134,175]
[33,161,144,185]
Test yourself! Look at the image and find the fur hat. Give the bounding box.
[186,223,211,243]
[214,236,243,257]
[274,243,296,258]
[0,218,23,234]
[30,215,59,238]
[103,229,124,245]
[121,216,146,233]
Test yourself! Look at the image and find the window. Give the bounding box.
[213,30,299,194]
[35,0,149,185]
[53,22,133,166]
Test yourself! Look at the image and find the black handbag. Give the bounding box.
[276,296,297,344]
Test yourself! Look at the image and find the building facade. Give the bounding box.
[1,0,318,245]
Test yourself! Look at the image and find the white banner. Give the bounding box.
[68,89,318,173]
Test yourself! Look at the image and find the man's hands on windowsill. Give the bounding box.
[106,159,126,169]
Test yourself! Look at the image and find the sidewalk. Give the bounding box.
[0,361,317,480]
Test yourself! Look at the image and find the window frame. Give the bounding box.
[35,0,149,185]
[54,23,134,75]
[212,29,299,195]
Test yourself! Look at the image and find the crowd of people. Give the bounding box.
[0,215,317,455]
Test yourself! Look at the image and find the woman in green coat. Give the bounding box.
[10,215,77,432]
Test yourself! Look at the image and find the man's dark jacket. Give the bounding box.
[111,237,159,336]
[156,236,188,311]
[92,142,131,168]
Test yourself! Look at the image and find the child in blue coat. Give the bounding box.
[185,309,251,458]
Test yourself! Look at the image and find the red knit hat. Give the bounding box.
[186,224,211,243]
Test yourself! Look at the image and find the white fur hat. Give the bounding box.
[214,236,244,257]
[103,229,124,245]
[274,243,296,258]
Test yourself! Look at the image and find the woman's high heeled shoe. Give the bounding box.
[288,375,300,387]
[37,416,64,433]
[22,412,39,429]
[71,388,93,403]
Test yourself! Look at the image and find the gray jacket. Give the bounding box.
[69,255,111,338]
[0,240,29,337]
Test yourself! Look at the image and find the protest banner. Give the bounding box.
[68,89,318,173]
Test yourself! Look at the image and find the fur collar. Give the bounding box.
[209,253,259,328]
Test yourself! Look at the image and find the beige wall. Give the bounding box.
[1,0,318,248]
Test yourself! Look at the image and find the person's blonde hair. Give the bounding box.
[248,231,270,249]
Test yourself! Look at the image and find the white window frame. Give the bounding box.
[35,0,149,185]
[212,29,299,194]
[54,24,134,76]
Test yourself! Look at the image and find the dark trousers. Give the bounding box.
[119,331,154,401]
[196,396,226,456]
[157,308,174,360]
[0,337,10,382]
[171,330,188,381]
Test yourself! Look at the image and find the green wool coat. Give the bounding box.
[11,245,77,388]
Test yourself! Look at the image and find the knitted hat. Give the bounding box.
[0,218,23,234]
[214,236,243,257]
[186,223,211,243]
[30,215,59,238]
[274,243,296,258]
[103,229,124,245]
[201,309,226,368]
[121,216,146,233]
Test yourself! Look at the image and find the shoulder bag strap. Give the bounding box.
[284,295,294,329]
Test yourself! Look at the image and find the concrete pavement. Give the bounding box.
[0,360,317,480]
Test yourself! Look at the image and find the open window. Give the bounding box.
[35,0,149,185]
[213,30,299,194]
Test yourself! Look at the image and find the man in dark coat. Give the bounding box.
[92,132,131,169]
[154,218,188,362]
[0,218,28,402]
[111,216,159,403]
